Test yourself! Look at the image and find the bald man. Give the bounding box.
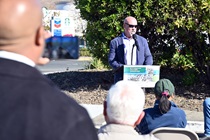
[0,0,98,140]
[108,16,153,83]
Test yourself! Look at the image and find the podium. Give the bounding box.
[123,65,160,88]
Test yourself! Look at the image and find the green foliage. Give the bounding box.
[74,0,210,81]
[79,47,91,57]
[86,58,108,70]
[44,25,50,31]
[171,48,195,70]
[182,68,197,86]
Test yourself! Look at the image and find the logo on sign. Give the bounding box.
[54,19,61,28]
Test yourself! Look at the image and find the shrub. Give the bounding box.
[79,47,91,57]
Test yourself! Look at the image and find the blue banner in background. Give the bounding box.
[44,36,79,59]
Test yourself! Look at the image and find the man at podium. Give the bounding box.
[108,16,153,83]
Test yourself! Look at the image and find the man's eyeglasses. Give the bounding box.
[125,23,138,28]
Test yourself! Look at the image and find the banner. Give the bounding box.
[123,65,160,88]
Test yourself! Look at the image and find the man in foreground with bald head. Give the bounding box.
[0,0,98,140]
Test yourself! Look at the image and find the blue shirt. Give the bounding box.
[137,100,187,134]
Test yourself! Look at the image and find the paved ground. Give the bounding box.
[36,57,91,74]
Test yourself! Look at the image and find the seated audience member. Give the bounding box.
[0,0,98,140]
[200,98,210,140]
[98,80,159,140]
[136,79,187,134]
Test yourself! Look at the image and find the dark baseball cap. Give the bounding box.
[154,79,175,96]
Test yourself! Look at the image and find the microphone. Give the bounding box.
[132,34,140,51]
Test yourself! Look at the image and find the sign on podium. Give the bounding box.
[123,65,160,88]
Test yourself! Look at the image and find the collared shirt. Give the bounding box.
[122,33,137,65]
[98,124,159,140]
[0,51,35,67]
[137,100,187,134]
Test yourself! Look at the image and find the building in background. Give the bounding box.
[42,1,86,59]
[42,1,87,37]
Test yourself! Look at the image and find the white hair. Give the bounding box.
[106,80,145,125]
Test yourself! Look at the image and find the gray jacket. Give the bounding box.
[98,124,159,140]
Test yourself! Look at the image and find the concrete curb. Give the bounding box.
[77,56,92,61]
[186,121,204,133]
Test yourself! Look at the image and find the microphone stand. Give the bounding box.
[131,44,135,65]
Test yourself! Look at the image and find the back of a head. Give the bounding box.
[154,79,175,114]
[106,80,145,125]
[0,0,43,47]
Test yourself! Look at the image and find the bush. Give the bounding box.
[182,68,197,86]
[79,47,91,57]
[86,58,109,70]
[171,48,195,70]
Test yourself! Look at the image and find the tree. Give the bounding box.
[75,0,210,81]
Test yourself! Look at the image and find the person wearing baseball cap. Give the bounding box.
[136,79,187,134]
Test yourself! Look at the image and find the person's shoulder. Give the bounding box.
[136,34,147,41]
[110,35,123,47]
[111,35,122,42]
[144,107,156,113]
[29,75,86,113]
[170,105,186,115]
[143,106,161,118]
[167,104,186,119]
[170,102,185,112]
[39,84,91,122]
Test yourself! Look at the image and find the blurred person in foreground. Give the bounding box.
[0,0,98,140]
[200,98,210,140]
[98,80,159,140]
[136,79,187,134]
[108,16,153,83]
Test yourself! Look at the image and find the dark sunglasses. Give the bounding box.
[125,23,138,28]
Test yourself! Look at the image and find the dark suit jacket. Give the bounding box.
[0,58,98,140]
[108,33,153,83]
